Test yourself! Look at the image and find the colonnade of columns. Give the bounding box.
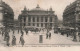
[22,16,54,28]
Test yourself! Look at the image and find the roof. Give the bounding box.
[64,0,77,12]
[30,4,46,11]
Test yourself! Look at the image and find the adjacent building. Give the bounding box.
[14,19,20,29]
[63,0,80,30]
[0,0,14,29]
[18,5,58,30]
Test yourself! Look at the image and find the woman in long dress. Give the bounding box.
[19,35,25,47]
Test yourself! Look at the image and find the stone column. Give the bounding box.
[26,16,28,26]
[21,17,24,28]
[0,5,3,23]
[39,23,41,28]
[43,17,45,28]
[48,17,49,22]
[31,17,33,26]
[22,17,24,24]
[48,17,50,28]
[43,16,44,23]
[35,17,37,27]
[39,17,41,27]
[39,17,41,22]
[35,17,37,22]
[0,11,3,25]
[52,17,54,23]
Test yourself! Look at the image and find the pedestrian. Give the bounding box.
[12,36,16,46]
[0,30,1,34]
[78,32,80,42]
[18,29,19,34]
[2,31,4,36]
[13,30,14,34]
[60,30,63,35]
[46,32,48,39]
[35,29,36,33]
[19,35,25,47]
[4,31,8,41]
[6,33,10,46]
[67,29,70,37]
[21,30,24,35]
[26,30,28,35]
[49,32,51,39]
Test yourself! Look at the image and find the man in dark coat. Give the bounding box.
[46,32,48,39]
[12,36,16,46]
[26,30,28,35]
[49,32,51,39]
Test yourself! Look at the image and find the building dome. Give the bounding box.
[31,4,45,11]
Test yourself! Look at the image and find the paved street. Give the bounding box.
[0,30,80,46]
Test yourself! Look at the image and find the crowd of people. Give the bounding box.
[1,27,80,46]
[0,29,26,47]
[0,28,52,47]
[46,31,51,39]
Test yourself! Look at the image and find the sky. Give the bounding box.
[2,0,75,20]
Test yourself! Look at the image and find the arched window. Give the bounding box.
[41,17,43,22]
[24,23,26,26]
[50,23,52,27]
[45,23,47,28]
[28,23,31,26]
[28,16,31,22]
[33,17,35,22]
[37,23,39,27]
[33,23,35,26]
[37,17,39,22]
[41,23,43,27]
[24,17,26,22]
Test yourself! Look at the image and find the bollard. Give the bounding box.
[39,35,43,43]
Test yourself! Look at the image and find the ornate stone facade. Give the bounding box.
[0,0,14,28]
[18,5,58,29]
[63,0,80,28]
